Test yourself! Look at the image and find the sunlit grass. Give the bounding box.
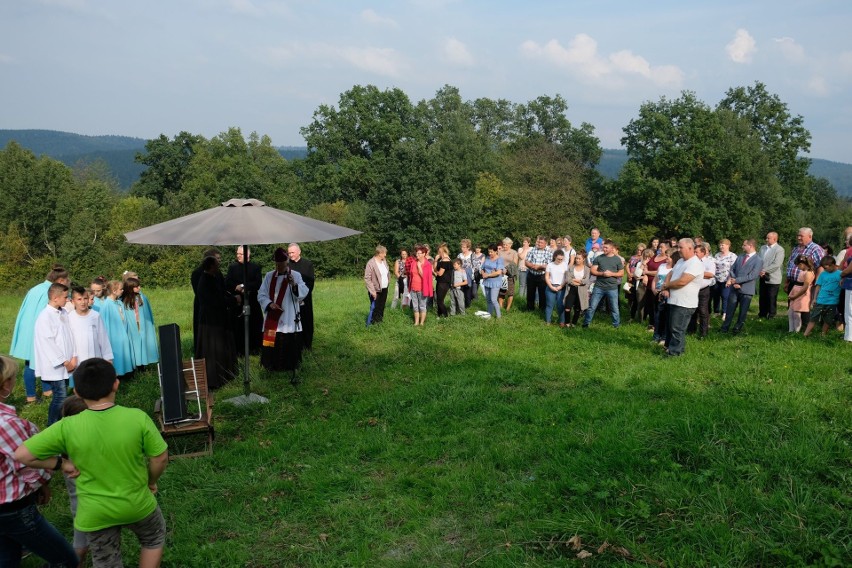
[4,279,849,567]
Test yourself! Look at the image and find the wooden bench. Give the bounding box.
[154,358,214,459]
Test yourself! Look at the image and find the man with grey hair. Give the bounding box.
[288,243,315,350]
[660,238,703,355]
[758,231,785,319]
[785,227,824,294]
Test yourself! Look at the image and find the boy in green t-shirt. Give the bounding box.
[16,358,169,568]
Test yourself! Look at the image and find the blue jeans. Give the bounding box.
[0,498,79,567]
[518,271,528,298]
[484,286,501,318]
[667,304,695,355]
[46,379,67,426]
[711,281,732,315]
[544,288,566,324]
[584,287,620,327]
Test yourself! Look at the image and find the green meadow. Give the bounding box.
[3,280,850,567]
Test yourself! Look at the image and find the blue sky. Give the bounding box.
[2,0,851,162]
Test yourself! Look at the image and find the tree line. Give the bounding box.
[1,82,849,290]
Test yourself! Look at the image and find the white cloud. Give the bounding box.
[520,34,683,88]
[442,38,474,66]
[0,54,14,64]
[774,37,805,63]
[257,42,404,77]
[360,9,398,28]
[227,0,261,16]
[726,28,756,64]
[338,46,404,76]
[807,75,829,96]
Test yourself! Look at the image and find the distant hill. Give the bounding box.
[0,130,309,190]
[596,149,852,197]
[1,131,850,196]
[0,130,147,189]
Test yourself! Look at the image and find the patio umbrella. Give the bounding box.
[124,198,362,404]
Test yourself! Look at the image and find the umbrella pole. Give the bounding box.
[242,251,251,396]
[224,244,268,406]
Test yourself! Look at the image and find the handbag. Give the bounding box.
[500,275,509,290]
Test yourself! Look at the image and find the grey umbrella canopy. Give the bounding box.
[124,198,361,245]
[124,198,361,405]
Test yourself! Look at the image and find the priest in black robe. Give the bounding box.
[287,243,315,350]
[191,247,221,356]
[224,245,263,356]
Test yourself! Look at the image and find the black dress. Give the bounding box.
[289,257,315,350]
[196,270,239,389]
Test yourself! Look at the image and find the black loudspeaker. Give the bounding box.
[158,323,187,423]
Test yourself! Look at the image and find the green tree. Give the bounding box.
[718,82,811,199]
[0,141,75,259]
[299,85,420,206]
[133,131,205,205]
[615,92,792,242]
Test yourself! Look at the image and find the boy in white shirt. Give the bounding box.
[33,282,77,425]
[67,286,113,377]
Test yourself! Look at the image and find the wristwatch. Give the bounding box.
[53,455,63,471]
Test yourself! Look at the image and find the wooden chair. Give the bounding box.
[154,358,214,459]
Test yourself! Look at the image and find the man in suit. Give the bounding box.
[758,231,785,319]
[720,239,764,334]
[288,243,315,350]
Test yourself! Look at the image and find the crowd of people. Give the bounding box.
[1,242,320,566]
[365,226,852,353]
[2,225,850,566]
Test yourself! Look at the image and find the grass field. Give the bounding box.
[3,279,850,567]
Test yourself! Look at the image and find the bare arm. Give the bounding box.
[148,451,168,493]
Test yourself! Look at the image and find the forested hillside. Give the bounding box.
[1,82,850,290]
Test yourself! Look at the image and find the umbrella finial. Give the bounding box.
[223,198,266,207]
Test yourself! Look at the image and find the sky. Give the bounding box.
[2,0,851,163]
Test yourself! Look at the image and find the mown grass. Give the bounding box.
[3,279,850,567]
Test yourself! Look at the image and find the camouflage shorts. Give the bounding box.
[86,506,166,567]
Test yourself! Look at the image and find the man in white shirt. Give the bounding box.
[687,244,717,339]
[33,282,77,424]
[660,238,704,356]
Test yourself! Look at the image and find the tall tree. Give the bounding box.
[132,131,205,205]
[718,81,811,199]
[614,92,792,242]
[0,141,75,259]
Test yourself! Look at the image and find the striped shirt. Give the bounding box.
[0,402,51,504]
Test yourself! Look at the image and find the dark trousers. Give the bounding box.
[526,272,546,311]
[667,305,696,355]
[369,288,388,324]
[643,287,659,325]
[721,290,753,332]
[711,281,732,315]
[435,282,450,317]
[687,286,711,336]
[758,279,780,318]
[564,285,584,324]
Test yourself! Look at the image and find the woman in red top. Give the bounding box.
[406,245,433,326]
